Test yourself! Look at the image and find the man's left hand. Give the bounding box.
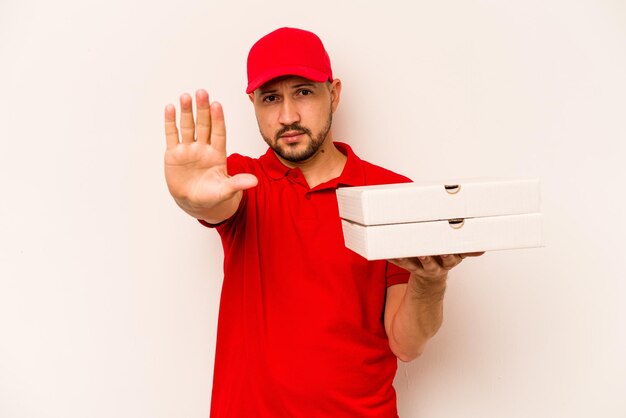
[389,252,485,287]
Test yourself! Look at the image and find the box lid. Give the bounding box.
[336,178,541,226]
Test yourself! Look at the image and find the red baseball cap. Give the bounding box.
[246,27,333,94]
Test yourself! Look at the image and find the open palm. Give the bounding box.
[164,90,257,210]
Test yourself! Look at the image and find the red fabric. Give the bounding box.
[202,142,411,417]
[246,27,333,94]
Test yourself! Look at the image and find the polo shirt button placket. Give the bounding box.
[305,193,311,200]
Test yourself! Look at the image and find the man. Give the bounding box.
[164,27,481,418]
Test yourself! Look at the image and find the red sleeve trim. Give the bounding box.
[386,272,410,287]
[198,218,227,229]
[385,261,410,287]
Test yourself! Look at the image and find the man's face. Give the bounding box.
[250,76,341,163]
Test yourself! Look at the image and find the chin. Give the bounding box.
[277,143,319,163]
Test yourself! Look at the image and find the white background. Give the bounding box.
[1,0,625,417]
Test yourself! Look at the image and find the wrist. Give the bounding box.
[408,272,447,300]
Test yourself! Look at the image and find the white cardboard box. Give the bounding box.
[336,178,543,260]
[336,178,540,225]
[340,213,544,260]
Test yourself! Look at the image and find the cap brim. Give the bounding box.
[246,66,330,94]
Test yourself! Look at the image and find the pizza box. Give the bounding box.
[340,213,543,260]
[336,178,540,226]
[336,178,543,260]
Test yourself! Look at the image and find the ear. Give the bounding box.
[329,79,342,113]
[248,93,255,103]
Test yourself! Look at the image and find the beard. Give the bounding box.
[261,108,333,163]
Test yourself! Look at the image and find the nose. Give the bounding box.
[278,97,300,126]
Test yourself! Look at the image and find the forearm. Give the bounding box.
[388,273,447,362]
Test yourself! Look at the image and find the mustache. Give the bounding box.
[274,124,312,141]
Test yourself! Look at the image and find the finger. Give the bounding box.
[164,104,179,148]
[389,257,423,272]
[195,89,211,144]
[419,256,444,276]
[179,93,195,143]
[439,254,462,270]
[462,251,485,258]
[209,102,227,152]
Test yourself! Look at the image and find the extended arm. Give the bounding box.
[384,253,483,362]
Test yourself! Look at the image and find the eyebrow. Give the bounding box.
[292,82,316,89]
[258,82,317,95]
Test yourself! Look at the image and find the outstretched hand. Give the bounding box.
[164,90,258,212]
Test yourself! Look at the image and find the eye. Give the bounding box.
[298,89,312,96]
[263,94,278,103]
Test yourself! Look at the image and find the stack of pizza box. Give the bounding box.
[336,178,543,260]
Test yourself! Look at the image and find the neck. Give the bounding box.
[275,136,347,188]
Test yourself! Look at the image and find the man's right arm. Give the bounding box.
[164,89,258,224]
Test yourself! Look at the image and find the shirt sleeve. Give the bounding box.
[385,261,411,287]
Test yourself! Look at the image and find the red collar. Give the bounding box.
[259,142,365,190]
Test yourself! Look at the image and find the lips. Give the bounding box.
[279,131,306,144]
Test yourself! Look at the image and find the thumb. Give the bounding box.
[224,173,258,194]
